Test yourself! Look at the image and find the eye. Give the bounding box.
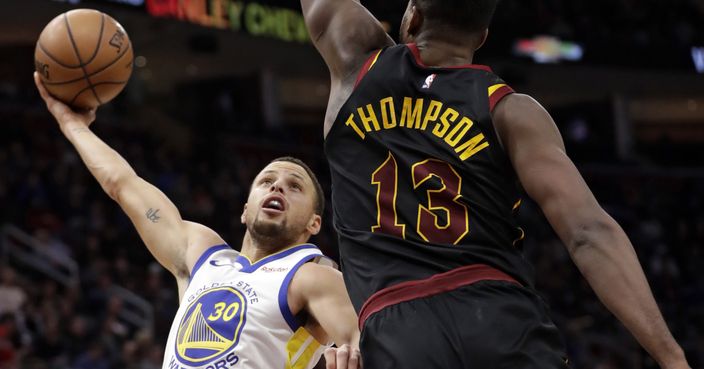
[260,178,273,186]
[290,182,302,191]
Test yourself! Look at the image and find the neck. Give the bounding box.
[412,34,478,67]
[240,231,308,263]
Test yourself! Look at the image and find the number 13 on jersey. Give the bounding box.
[372,152,469,244]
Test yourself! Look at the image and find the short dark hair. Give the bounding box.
[270,157,325,216]
[413,0,499,34]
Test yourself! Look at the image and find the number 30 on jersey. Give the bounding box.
[371,152,469,244]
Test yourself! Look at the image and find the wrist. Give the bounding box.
[60,120,90,136]
[655,344,687,368]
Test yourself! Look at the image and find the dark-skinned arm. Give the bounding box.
[300,0,394,79]
[493,93,690,369]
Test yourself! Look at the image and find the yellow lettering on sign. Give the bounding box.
[227,1,245,30]
[244,3,309,43]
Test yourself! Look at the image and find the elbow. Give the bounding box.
[565,217,619,256]
[103,173,136,202]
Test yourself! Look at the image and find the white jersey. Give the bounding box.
[163,244,331,369]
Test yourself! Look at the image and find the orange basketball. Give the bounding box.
[34,9,134,110]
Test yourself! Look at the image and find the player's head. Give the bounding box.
[241,157,325,249]
[399,0,498,47]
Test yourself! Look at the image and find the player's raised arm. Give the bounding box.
[300,0,394,79]
[33,72,223,286]
[289,262,361,369]
[493,93,690,369]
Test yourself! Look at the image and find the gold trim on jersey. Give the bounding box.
[512,199,522,211]
[411,159,470,245]
[513,227,526,247]
[368,50,382,71]
[371,152,407,238]
[285,327,323,369]
[488,83,508,97]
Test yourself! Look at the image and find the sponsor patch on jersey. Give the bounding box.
[422,74,437,89]
[260,266,289,273]
[175,287,247,366]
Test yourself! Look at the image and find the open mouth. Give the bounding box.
[262,196,286,212]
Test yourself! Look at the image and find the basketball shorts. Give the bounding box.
[358,266,570,369]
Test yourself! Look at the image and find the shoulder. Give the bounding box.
[290,260,343,296]
[493,93,548,121]
[296,260,340,278]
[183,221,229,277]
[285,257,342,316]
[492,94,556,141]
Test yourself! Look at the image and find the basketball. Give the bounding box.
[34,9,133,110]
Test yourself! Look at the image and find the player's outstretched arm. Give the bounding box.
[289,262,361,369]
[300,0,394,79]
[34,72,223,287]
[493,93,690,369]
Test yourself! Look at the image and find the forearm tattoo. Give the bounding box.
[146,208,161,223]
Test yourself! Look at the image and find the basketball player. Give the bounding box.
[33,73,361,369]
[299,1,691,368]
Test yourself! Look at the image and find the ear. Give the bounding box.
[307,214,322,236]
[241,203,248,224]
[407,5,424,37]
[475,29,489,50]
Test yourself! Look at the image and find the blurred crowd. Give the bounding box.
[0,77,702,369]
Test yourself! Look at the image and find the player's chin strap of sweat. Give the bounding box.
[358,264,521,330]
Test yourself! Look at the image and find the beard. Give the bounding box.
[247,214,300,250]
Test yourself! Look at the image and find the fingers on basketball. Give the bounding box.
[34,9,133,110]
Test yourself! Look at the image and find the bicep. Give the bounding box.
[302,0,394,78]
[494,94,604,240]
[291,263,359,346]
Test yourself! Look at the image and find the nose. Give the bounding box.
[269,180,284,193]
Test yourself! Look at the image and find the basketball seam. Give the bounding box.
[43,42,132,86]
[63,12,103,106]
[37,42,82,69]
[83,13,106,66]
[69,81,129,106]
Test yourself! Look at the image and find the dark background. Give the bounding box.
[0,0,702,368]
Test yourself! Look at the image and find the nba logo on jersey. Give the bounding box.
[175,287,247,366]
[422,74,437,89]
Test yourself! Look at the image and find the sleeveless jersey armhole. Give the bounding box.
[277,254,323,331]
[354,49,383,89]
[489,83,515,112]
[190,244,231,279]
[312,255,338,270]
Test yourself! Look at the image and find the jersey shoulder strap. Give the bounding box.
[487,74,515,112]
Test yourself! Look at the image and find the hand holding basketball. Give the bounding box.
[34,71,96,130]
[34,9,133,110]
